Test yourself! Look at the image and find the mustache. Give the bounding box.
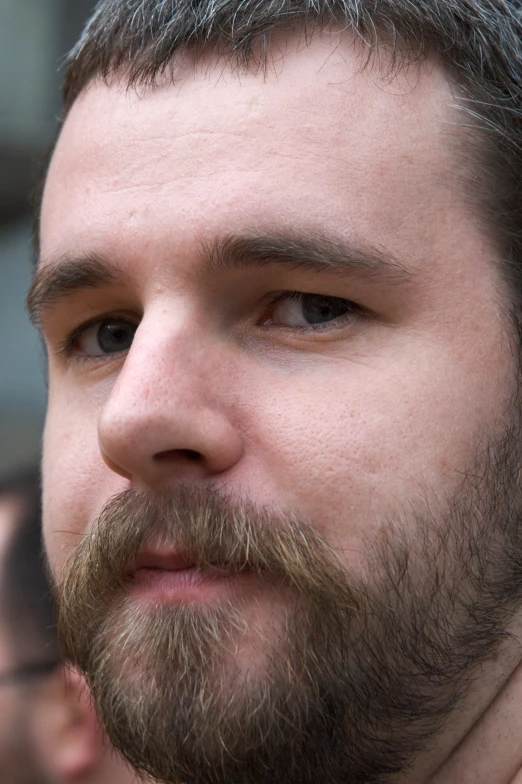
[57,485,360,611]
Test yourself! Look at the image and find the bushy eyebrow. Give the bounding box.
[27,230,412,328]
[202,232,412,283]
[26,253,127,328]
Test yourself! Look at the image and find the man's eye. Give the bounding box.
[71,319,138,357]
[267,292,359,329]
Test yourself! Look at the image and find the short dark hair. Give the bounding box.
[35,1,522,325]
[0,468,60,668]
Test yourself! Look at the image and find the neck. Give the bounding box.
[400,631,522,784]
[430,659,522,784]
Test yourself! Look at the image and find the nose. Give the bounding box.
[97,317,244,488]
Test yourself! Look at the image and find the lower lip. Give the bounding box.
[129,566,257,602]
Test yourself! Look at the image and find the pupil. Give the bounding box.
[302,295,348,324]
[98,322,136,353]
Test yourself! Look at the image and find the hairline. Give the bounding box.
[32,25,496,266]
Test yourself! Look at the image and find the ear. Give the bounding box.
[32,666,105,782]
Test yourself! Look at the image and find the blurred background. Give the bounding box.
[0,10,147,781]
[0,0,96,477]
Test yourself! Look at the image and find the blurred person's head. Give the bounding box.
[0,468,138,784]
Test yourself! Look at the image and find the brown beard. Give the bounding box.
[55,421,522,784]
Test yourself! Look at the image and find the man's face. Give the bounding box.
[37,30,521,784]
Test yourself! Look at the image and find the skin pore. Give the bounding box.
[35,28,522,784]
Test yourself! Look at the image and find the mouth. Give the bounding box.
[126,547,256,603]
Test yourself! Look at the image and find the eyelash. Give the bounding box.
[55,313,134,359]
[264,291,363,330]
[56,291,363,362]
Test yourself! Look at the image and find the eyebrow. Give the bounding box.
[26,253,127,328]
[203,231,412,282]
[27,230,412,328]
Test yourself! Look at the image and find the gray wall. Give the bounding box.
[0,1,96,476]
[0,220,46,473]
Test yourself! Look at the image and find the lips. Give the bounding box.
[125,546,257,602]
[127,547,245,579]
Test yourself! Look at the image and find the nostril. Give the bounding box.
[181,449,201,461]
[154,448,201,463]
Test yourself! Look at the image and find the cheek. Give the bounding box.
[247,341,510,552]
[42,385,120,579]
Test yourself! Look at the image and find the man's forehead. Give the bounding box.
[39,30,459,289]
[45,29,454,187]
